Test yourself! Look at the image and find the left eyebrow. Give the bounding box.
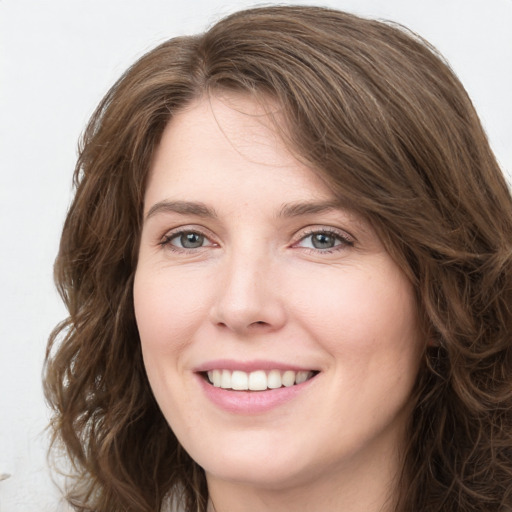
[144,200,218,222]
[277,200,344,218]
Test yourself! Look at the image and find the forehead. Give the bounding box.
[144,93,337,211]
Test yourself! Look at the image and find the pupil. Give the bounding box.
[181,233,203,248]
[312,233,334,249]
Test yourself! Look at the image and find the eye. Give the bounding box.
[161,230,215,250]
[175,232,206,249]
[304,232,339,249]
[295,229,354,251]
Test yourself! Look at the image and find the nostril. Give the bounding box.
[251,321,269,327]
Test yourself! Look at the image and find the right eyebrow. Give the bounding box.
[144,200,218,222]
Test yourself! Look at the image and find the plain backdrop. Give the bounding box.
[1,0,511,510]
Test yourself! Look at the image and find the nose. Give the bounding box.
[209,249,287,335]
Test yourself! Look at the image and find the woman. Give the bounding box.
[44,5,512,512]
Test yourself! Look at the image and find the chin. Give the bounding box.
[184,427,345,493]
[203,456,315,491]
[180,428,298,483]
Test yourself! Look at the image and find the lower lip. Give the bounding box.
[197,374,316,414]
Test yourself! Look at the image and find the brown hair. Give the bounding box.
[44,6,512,511]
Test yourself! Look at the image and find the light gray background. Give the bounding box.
[1,0,511,510]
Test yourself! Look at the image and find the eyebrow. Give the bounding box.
[277,200,344,218]
[144,199,346,222]
[145,200,218,221]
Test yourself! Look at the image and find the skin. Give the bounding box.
[134,94,425,512]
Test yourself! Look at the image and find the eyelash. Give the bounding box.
[159,227,355,254]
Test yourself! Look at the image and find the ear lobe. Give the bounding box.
[426,336,439,348]
[424,323,443,348]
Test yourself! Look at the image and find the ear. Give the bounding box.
[426,336,439,348]
[424,322,442,348]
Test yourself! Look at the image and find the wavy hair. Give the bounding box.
[44,6,512,511]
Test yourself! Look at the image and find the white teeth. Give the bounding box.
[221,369,231,389]
[248,370,267,391]
[231,370,249,390]
[267,369,282,389]
[212,369,222,387]
[282,370,295,387]
[295,370,309,384]
[205,369,315,391]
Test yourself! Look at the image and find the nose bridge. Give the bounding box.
[210,239,285,333]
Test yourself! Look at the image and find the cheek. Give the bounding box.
[295,264,419,341]
[293,263,423,383]
[133,270,210,355]
[133,271,202,419]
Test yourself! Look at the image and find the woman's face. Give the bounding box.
[134,94,425,493]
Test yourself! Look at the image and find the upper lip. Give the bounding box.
[193,359,318,373]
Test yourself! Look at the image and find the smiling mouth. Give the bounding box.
[203,369,318,391]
